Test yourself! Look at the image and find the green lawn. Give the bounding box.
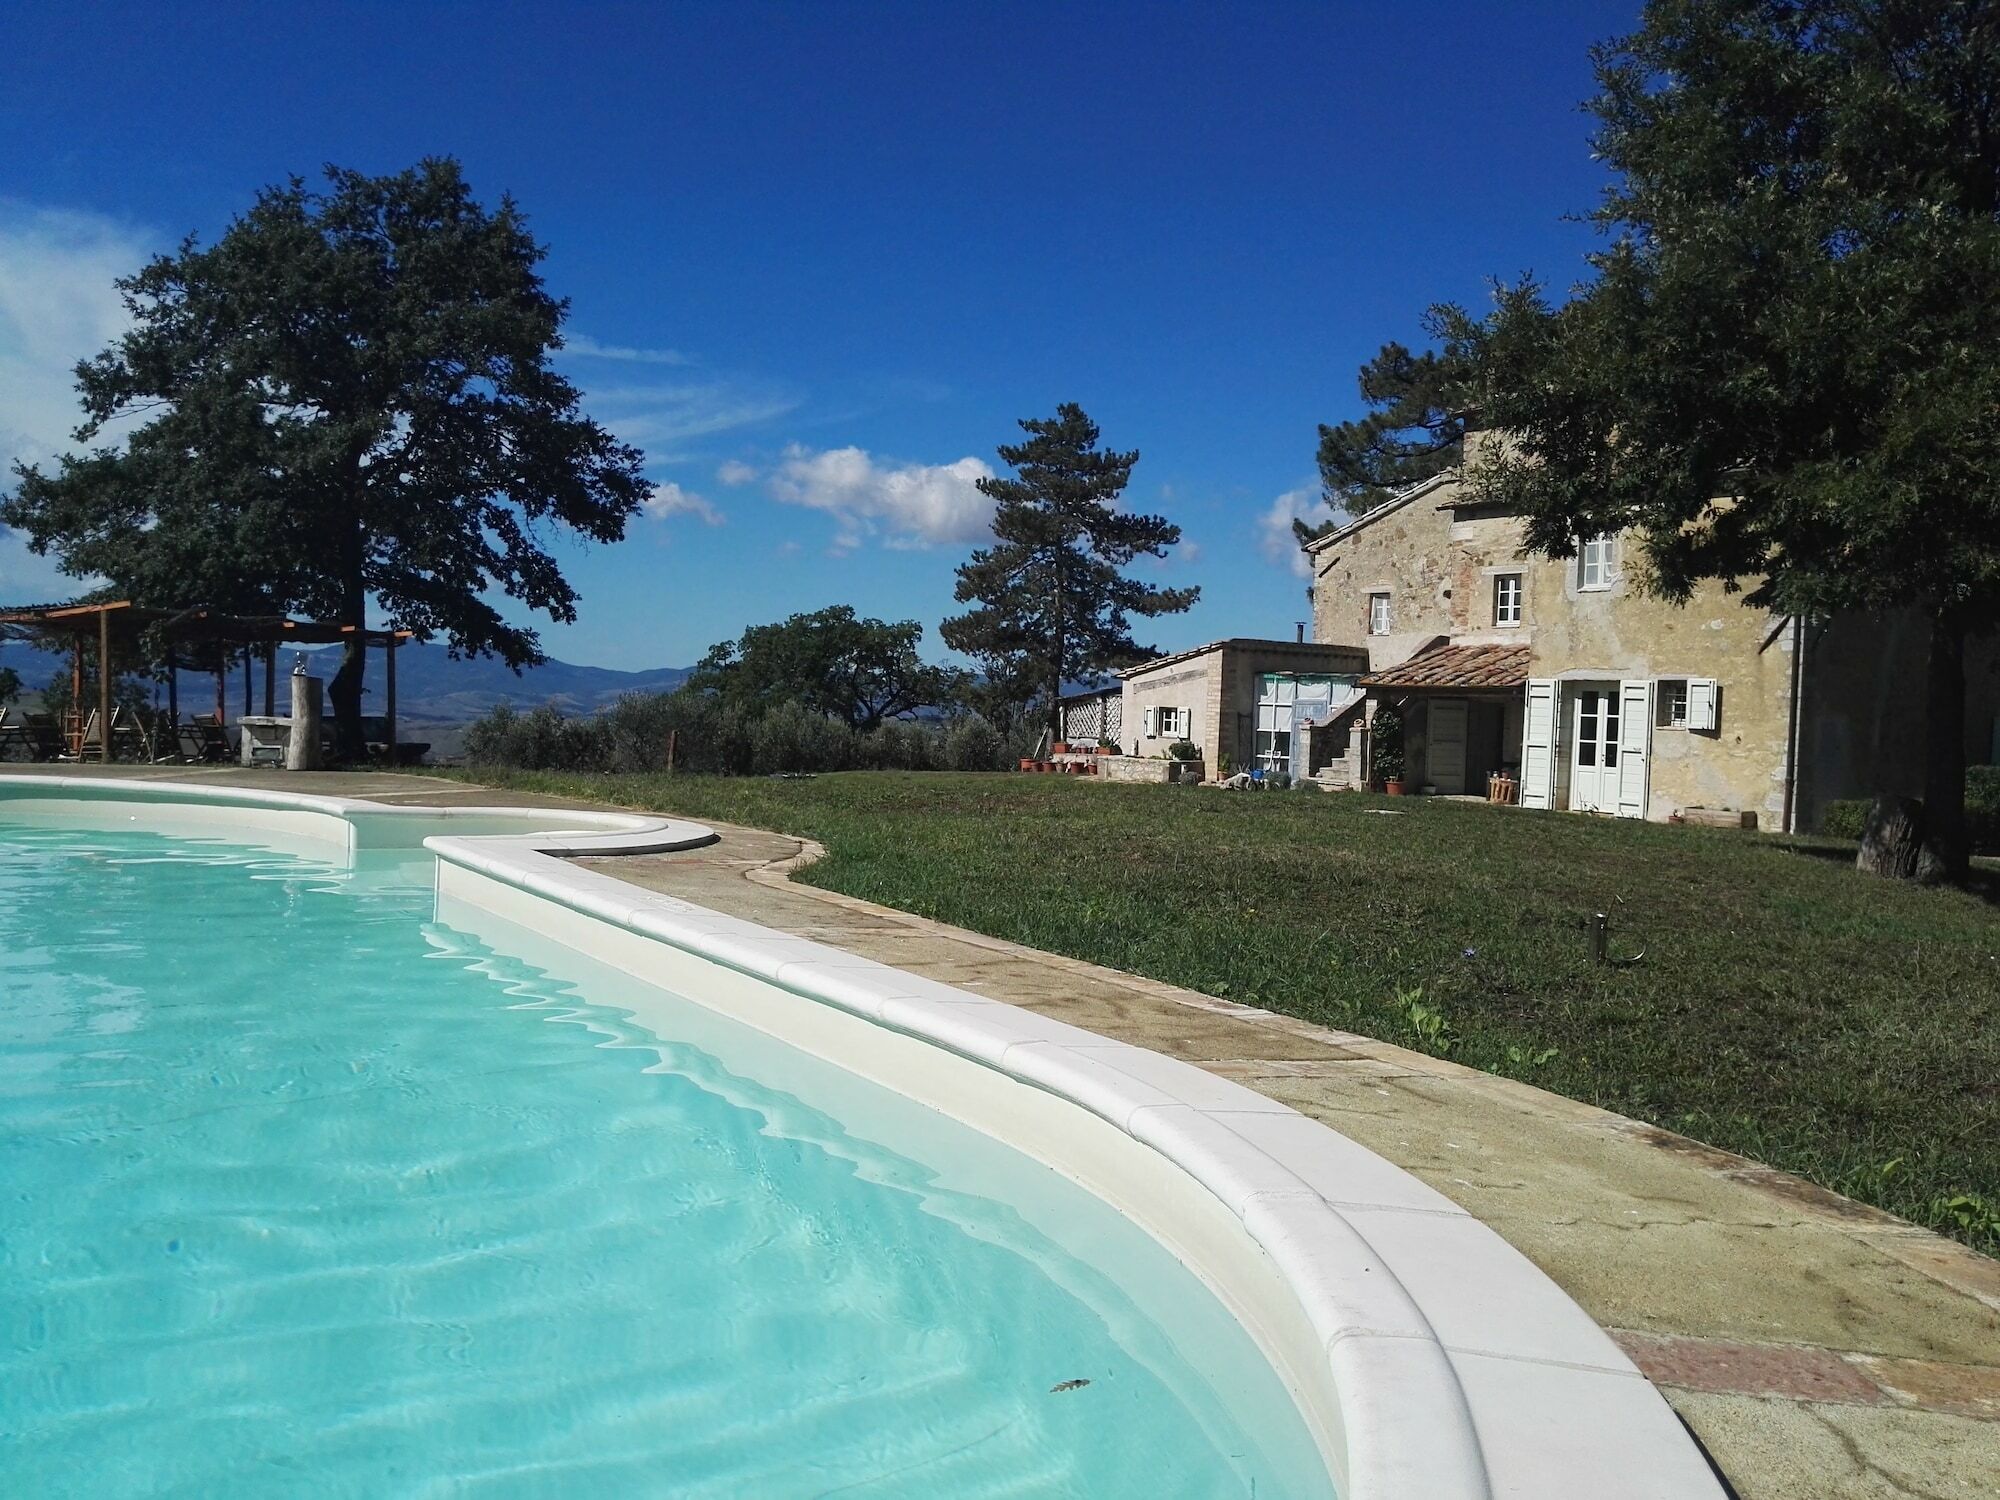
[437,768,2000,1254]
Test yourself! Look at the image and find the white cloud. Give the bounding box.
[1261,485,1339,579]
[716,458,759,486]
[643,481,724,526]
[564,333,692,366]
[0,203,154,474]
[767,443,995,550]
[0,203,157,600]
[580,380,798,457]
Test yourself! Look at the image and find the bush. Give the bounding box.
[862,718,943,771]
[751,700,858,775]
[463,692,1026,778]
[942,713,1007,771]
[461,702,610,772]
[1818,768,1999,850]
[1819,799,1868,841]
[1166,739,1200,762]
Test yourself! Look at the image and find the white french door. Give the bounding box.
[1568,683,1622,812]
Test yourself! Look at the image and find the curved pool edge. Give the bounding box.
[0,775,1726,1500]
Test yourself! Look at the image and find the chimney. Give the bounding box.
[1295,621,1307,644]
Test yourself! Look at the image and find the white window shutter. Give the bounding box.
[1616,679,1653,819]
[1520,679,1558,809]
[1686,678,1718,732]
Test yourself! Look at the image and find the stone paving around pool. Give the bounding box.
[19,764,2000,1499]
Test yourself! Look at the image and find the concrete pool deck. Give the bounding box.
[15,764,1998,1498]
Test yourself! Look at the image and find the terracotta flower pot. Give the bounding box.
[1384,779,1407,796]
[1019,758,1036,772]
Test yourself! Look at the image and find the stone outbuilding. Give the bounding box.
[1113,638,1369,777]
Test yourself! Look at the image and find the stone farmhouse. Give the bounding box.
[1302,433,2000,831]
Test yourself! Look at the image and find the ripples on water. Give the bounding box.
[0,820,1332,1498]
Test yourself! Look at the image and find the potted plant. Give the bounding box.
[1371,705,1406,795]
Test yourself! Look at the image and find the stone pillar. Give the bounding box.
[287,672,323,771]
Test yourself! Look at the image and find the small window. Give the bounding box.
[1368,592,1390,635]
[1578,534,1615,591]
[1656,679,1690,729]
[1493,573,1522,627]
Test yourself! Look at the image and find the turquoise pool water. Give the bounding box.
[0,811,1334,1498]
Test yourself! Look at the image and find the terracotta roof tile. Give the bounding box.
[1360,642,1530,691]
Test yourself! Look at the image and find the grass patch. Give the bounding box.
[433,768,2000,1254]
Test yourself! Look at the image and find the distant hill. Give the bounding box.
[0,638,689,729]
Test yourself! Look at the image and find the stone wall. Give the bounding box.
[1100,755,1202,784]
[1308,491,1456,670]
[1122,655,1220,764]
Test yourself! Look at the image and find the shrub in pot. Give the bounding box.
[1371,704,1406,794]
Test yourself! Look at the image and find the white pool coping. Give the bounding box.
[1,775,1727,1500]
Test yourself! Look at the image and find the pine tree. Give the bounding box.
[1305,320,1472,542]
[942,404,1197,746]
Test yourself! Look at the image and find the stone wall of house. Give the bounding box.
[1515,542,1796,823]
[1309,493,1456,670]
[1122,653,1222,765]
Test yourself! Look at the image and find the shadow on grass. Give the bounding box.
[1767,838,2000,906]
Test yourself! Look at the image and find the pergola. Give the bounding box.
[0,600,410,763]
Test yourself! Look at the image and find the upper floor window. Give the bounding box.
[1493,573,1522,627]
[1577,534,1615,592]
[1367,592,1390,635]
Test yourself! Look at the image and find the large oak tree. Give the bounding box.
[690,605,966,731]
[942,404,1196,746]
[2,158,650,757]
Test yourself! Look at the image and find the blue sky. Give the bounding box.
[0,2,1631,670]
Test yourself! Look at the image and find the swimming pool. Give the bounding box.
[0,810,1333,1497]
[0,778,1731,1500]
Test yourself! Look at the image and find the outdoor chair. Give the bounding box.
[182,714,232,764]
[73,706,154,764]
[19,713,70,763]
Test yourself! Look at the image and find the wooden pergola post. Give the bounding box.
[97,607,111,764]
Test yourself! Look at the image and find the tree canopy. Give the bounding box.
[1306,322,1473,542]
[1,158,650,755]
[1437,0,2000,874]
[942,403,1197,744]
[690,605,966,731]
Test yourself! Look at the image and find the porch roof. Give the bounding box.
[1360,641,1530,691]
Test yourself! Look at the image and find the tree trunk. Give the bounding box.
[1856,796,1937,881]
[1048,564,1065,754]
[1921,606,1968,880]
[328,506,367,762]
